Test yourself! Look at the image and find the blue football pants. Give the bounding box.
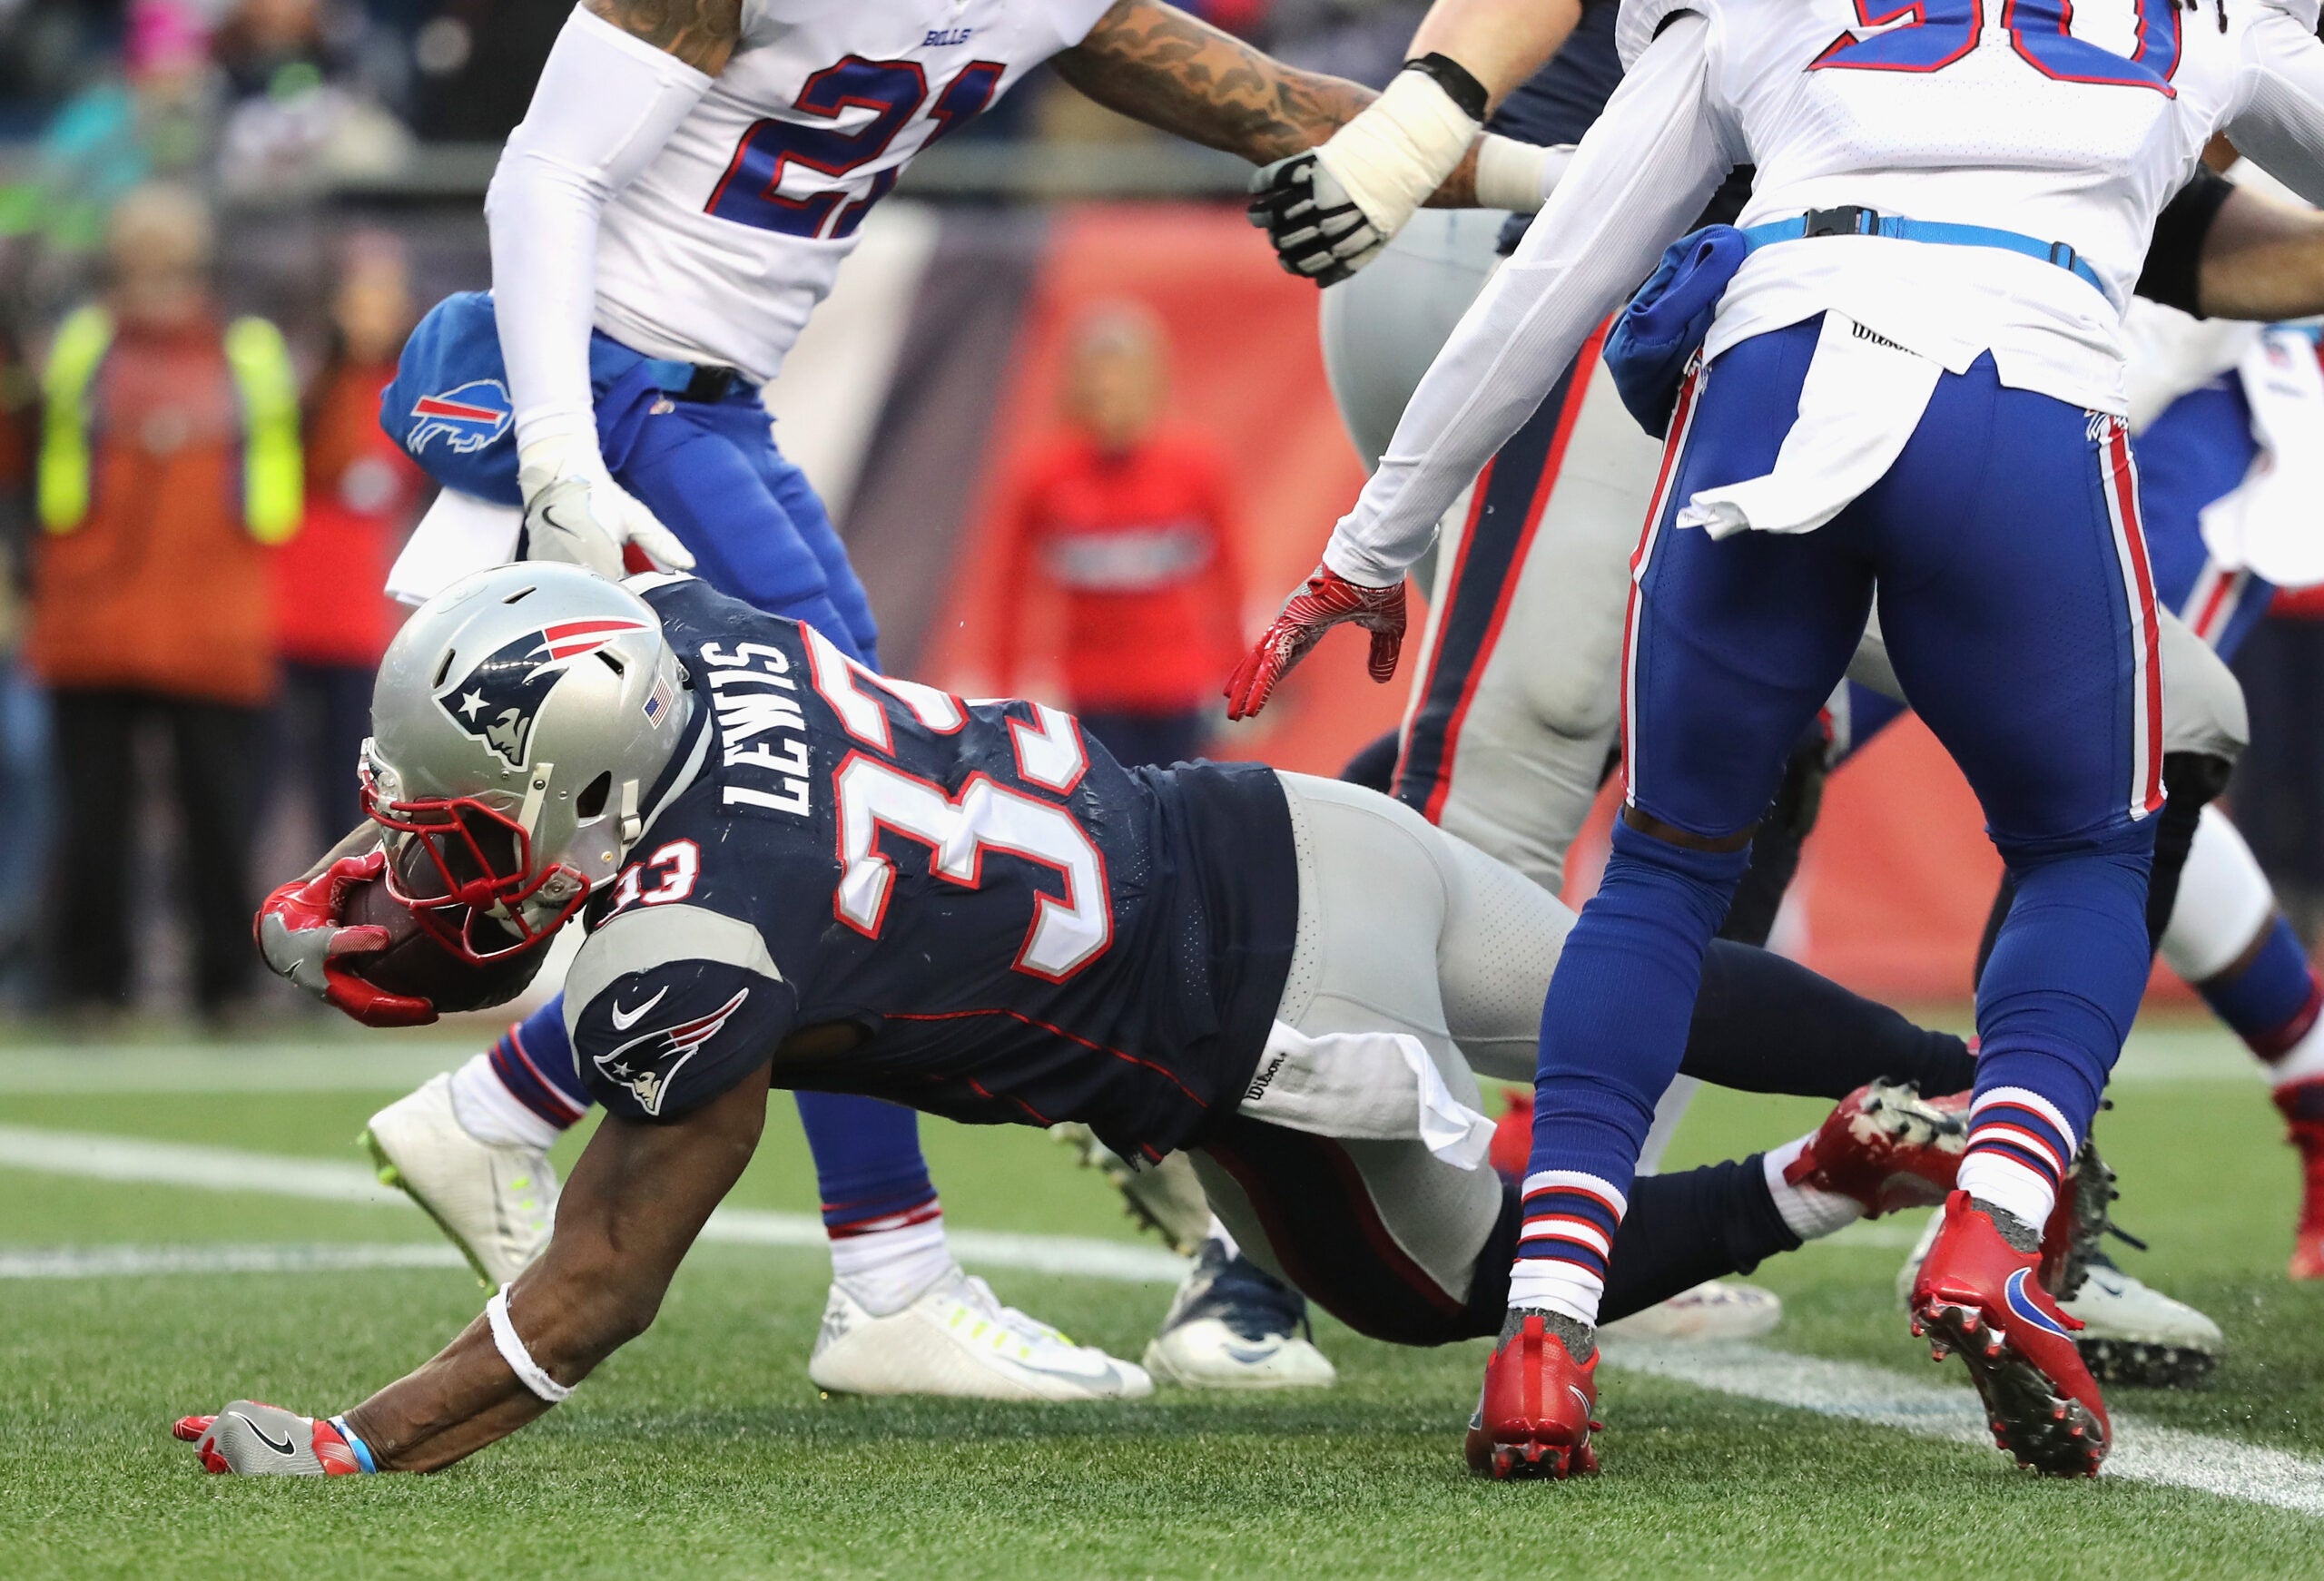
[1522,318,2161,1290]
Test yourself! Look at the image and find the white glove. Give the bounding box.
[175,1401,375,1476]
[517,437,694,580]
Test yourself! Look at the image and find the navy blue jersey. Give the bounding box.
[1485,0,1623,149]
[561,577,1298,1160]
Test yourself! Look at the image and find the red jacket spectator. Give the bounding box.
[988,305,1245,774]
[990,424,1245,714]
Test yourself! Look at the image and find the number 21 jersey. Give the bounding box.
[562,576,1300,1162]
[593,0,1113,385]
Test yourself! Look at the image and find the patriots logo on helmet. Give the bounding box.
[437,618,648,769]
[408,379,513,456]
[592,987,751,1117]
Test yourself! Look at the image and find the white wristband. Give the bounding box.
[1472,136,1573,215]
[486,1286,573,1404]
[1315,69,1482,238]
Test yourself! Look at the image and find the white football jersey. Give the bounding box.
[593,0,1111,381]
[1615,0,2324,408]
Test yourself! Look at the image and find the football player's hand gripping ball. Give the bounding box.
[1224,564,1407,720]
[253,849,437,1028]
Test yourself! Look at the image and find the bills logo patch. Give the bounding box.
[592,987,751,1116]
[409,379,513,455]
[438,618,648,769]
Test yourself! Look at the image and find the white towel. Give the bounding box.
[385,488,525,606]
[1677,311,1944,539]
[2199,328,2324,592]
[1236,1021,1495,1169]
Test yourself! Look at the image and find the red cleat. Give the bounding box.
[1910,1192,2109,1477]
[1462,1313,1602,1480]
[2275,1081,2324,1280]
[1785,1081,1967,1217]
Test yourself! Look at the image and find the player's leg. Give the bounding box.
[737,415,882,666]
[1480,324,1880,1476]
[166,697,264,1015]
[1871,374,2162,1475]
[49,688,138,1009]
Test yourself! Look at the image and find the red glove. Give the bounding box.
[252,850,438,1028]
[1224,564,1407,721]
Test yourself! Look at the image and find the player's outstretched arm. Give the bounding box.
[2197,184,2324,320]
[1056,1,1559,286]
[174,1065,772,1475]
[483,0,716,583]
[1224,0,1582,285]
[1227,14,1733,718]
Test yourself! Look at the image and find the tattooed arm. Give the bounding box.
[583,0,743,74]
[1054,0,1487,205]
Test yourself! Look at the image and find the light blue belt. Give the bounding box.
[1739,205,2105,295]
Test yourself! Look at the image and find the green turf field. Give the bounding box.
[5,1014,2324,1580]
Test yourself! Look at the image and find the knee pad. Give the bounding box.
[2161,806,2278,981]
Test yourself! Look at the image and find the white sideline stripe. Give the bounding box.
[0,1243,468,1279]
[1604,1340,2324,1518]
[0,1125,1187,1285]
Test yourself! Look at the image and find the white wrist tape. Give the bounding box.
[1315,69,1482,237]
[486,1286,573,1404]
[1472,136,1573,214]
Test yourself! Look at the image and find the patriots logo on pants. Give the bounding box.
[437,619,647,769]
[409,379,514,456]
[591,987,752,1117]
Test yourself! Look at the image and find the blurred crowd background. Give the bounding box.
[1,0,2320,1027]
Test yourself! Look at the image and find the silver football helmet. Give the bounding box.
[361,562,693,960]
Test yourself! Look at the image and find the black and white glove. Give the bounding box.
[1248,58,1561,288]
[517,437,694,581]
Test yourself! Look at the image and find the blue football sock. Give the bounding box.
[1516,820,1751,1320]
[488,997,591,1126]
[2201,914,2323,1060]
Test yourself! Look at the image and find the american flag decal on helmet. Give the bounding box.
[644,672,675,723]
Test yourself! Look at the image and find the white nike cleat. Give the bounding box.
[808,1267,1153,1401]
[1598,1280,1784,1342]
[1142,1237,1336,1390]
[361,1073,556,1286]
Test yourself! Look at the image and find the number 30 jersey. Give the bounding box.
[1616,0,2324,413]
[592,0,1111,384]
[561,576,1299,1160]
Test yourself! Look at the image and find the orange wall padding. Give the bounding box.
[920,204,1409,778]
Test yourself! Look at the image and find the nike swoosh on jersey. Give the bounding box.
[609,985,670,1031]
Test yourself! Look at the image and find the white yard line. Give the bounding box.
[0,1243,469,1279]
[1602,1340,2324,1517]
[0,1124,1186,1284]
[3,1124,2319,1513]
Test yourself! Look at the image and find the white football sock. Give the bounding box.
[1760,1135,1865,1241]
[829,1214,953,1318]
[1206,1214,1242,1259]
[448,1051,563,1152]
[1955,1153,2054,1234]
[1505,1262,1601,1330]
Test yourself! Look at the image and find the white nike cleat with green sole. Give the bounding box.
[361,1073,557,1287]
[808,1267,1154,1400]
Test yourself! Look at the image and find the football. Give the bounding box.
[339,872,545,1014]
